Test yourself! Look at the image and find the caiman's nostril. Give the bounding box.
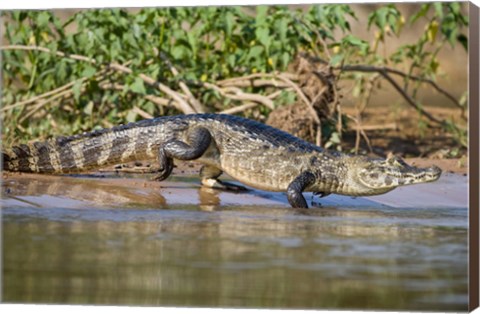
[429,166,442,176]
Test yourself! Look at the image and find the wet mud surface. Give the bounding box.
[1,169,468,311]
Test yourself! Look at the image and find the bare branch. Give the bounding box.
[1,45,96,63]
[218,102,259,115]
[345,114,373,154]
[108,63,195,114]
[2,65,123,113]
[339,64,463,114]
[217,72,298,85]
[276,73,320,125]
[99,82,182,112]
[159,52,206,113]
[2,80,78,112]
[218,79,291,89]
[19,89,76,123]
[379,71,444,125]
[335,63,445,126]
[203,82,275,109]
[132,106,154,119]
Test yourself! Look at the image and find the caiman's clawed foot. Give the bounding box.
[200,165,248,192]
[313,191,331,198]
[309,191,330,207]
[201,178,248,191]
[152,147,174,181]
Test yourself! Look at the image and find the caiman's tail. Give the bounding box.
[3,118,165,174]
[3,125,150,174]
[2,135,105,174]
[3,140,63,173]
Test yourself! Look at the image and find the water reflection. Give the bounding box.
[1,174,469,311]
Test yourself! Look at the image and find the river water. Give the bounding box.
[1,173,469,311]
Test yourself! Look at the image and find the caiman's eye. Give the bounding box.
[387,155,406,167]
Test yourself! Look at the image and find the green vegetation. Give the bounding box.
[1,4,468,150]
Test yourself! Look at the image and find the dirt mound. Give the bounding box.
[266,55,337,143]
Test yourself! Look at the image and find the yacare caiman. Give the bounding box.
[2,114,442,208]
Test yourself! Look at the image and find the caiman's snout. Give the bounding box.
[356,155,442,192]
[422,165,442,182]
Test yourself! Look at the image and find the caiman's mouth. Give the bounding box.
[357,155,442,190]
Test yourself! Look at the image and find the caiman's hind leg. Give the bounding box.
[153,127,212,181]
[200,165,247,191]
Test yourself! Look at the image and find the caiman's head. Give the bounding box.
[347,154,442,196]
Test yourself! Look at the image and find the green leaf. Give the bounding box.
[247,45,264,60]
[329,132,341,144]
[144,102,155,115]
[330,54,344,66]
[171,45,187,59]
[187,31,197,55]
[83,101,94,115]
[227,54,236,68]
[72,80,83,102]
[56,61,68,82]
[343,34,364,46]
[255,27,271,47]
[130,77,146,94]
[280,51,290,69]
[377,8,387,29]
[225,11,234,36]
[409,4,430,24]
[81,65,97,78]
[37,11,51,27]
[126,110,137,123]
[278,17,288,45]
[433,3,444,19]
[256,6,268,26]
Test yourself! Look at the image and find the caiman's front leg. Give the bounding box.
[287,171,316,208]
[153,127,211,181]
[200,165,247,191]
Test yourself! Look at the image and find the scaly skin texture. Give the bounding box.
[2,114,442,208]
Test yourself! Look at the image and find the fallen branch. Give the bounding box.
[218,102,259,115]
[203,82,275,110]
[132,106,154,119]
